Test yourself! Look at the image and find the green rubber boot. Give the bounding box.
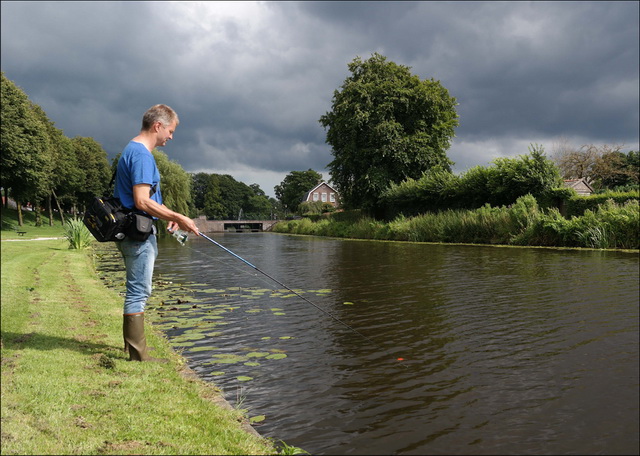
[123,314,166,362]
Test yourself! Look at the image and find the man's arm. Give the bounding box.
[133,184,199,235]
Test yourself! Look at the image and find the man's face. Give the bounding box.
[156,120,177,147]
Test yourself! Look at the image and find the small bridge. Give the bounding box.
[193,216,280,233]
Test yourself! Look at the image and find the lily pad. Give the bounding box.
[189,346,217,352]
[237,376,253,382]
[265,353,287,360]
[209,354,247,364]
[246,352,270,358]
[249,415,266,423]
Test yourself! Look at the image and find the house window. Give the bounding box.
[313,192,319,202]
[330,193,335,203]
[321,192,327,202]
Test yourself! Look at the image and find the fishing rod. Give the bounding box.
[195,232,380,347]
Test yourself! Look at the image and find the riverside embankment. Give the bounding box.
[1,228,277,455]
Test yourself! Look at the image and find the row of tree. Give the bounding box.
[1,72,112,226]
[190,172,278,220]
[4,50,637,227]
[1,72,288,226]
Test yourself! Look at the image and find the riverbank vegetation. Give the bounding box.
[274,194,639,250]
[1,212,282,455]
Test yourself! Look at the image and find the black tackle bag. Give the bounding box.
[83,196,131,242]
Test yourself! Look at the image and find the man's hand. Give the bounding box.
[168,217,200,236]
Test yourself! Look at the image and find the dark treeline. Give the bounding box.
[1,72,279,227]
[1,72,112,226]
[190,172,279,220]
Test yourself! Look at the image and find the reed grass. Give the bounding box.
[273,195,639,250]
[63,216,94,250]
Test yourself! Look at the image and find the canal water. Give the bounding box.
[95,233,639,455]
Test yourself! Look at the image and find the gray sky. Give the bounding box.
[2,1,638,197]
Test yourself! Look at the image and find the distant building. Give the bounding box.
[303,182,340,208]
[563,178,594,196]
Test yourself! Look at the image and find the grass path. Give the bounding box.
[1,236,275,455]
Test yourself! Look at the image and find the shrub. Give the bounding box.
[564,190,639,218]
[274,195,639,250]
[64,217,94,249]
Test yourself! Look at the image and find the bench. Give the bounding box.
[16,231,26,236]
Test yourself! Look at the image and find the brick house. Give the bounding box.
[563,178,594,196]
[303,182,340,208]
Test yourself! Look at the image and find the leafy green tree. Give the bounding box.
[485,144,563,207]
[31,103,82,225]
[51,133,83,218]
[190,172,210,216]
[199,174,272,220]
[274,169,322,214]
[202,174,225,219]
[218,174,246,219]
[1,72,52,225]
[71,136,111,211]
[319,53,459,211]
[592,149,639,190]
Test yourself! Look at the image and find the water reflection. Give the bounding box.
[96,234,639,455]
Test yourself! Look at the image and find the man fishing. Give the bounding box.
[114,104,200,362]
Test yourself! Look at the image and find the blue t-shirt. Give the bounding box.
[114,141,162,213]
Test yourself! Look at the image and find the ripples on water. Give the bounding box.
[97,234,639,455]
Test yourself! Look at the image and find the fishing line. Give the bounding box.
[168,231,409,366]
[198,233,379,346]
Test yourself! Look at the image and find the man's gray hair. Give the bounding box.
[142,104,179,130]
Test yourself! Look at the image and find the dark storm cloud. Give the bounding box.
[294,2,639,153]
[1,1,638,194]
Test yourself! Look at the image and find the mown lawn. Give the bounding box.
[1,211,277,455]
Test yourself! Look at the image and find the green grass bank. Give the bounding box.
[1,211,278,455]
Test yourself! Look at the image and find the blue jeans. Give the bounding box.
[116,234,158,315]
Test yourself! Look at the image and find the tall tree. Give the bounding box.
[31,103,82,225]
[1,72,52,225]
[551,141,601,180]
[274,169,322,213]
[319,53,458,211]
[71,136,111,211]
[191,172,211,215]
[199,173,273,220]
[591,149,639,190]
[203,174,225,219]
[552,141,638,190]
